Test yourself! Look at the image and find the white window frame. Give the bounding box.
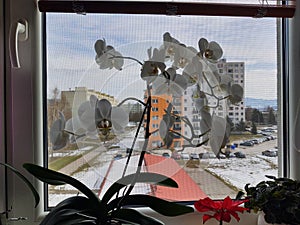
[2,0,45,223]
[2,1,300,225]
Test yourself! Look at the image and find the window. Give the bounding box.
[152,123,159,128]
[152,115,159,120]
[46,13,282,205]
[3,0,300,224]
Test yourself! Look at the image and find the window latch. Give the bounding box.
[9,19,28,69]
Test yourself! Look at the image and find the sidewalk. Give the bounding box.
[58,150,101,175]
[185,166,238,199]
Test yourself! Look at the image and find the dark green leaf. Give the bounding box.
[108,195,194,216]
[0,162,40,207]
[103,172,178,204]
[42,209,97,225]
[40,196,100,225]
[235,190,245,200]
[23,163,104,213]
[112,208,164,225]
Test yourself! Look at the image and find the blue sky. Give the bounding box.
[47,13,278,100]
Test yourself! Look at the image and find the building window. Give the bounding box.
[152,123,159,128]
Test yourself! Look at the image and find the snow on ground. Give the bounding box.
[49,153,279,206]
[205,155,277,191]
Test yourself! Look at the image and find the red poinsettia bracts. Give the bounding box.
[194,196,249,225]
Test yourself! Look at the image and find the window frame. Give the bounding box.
[43,8,288,210]
[3,0,300,224]
[0,0,6,215]
[37,0,296,18]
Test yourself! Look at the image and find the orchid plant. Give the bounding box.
[36,32,244,224]
[194,196,249,225]
[51,32,243,156]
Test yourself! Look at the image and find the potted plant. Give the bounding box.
[243,175,300,225]
[24,163,194,225]
[0,162,193,225]
[194,196,249,225]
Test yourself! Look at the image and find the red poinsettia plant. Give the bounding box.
[194,196,249,225]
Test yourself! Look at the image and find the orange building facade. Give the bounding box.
[144,89,184,150]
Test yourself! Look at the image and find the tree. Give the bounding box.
[47,87,61,127]
[235,119,246,132]
[251,121,257,134]
[267,106,277,125]
[251,108,264,124]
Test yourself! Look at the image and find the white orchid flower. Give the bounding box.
[209,115,227,157]
[77,100,98,136]
[198,38,223,63]
[159,105,175,148]
[50,111,69,150]
[95,98,129,136]
[94,39,124,70]
[65,116,87,144]
[141,48,166,83]
[202,64,221,87]
[183,56,203,87]
[173,45,197,69]
[77,95,129,138]
[152,67,188,97]
[162,32,181,60]
[228,84,244,104]
[192,88,207,111]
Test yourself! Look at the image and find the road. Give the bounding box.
[236,139,277,156]
[182,138,278,199]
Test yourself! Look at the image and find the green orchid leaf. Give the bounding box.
[23,163,101,208]
[43,209,97,225]
[102,172,178,204]
[108,195,194,216]
[112,208,164,225]
[40,196,100,225]
[0,162,40,207]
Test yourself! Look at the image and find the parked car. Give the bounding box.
[234,151,246,158]
[181,153,190,160]
[240,141,254,146]
[162,152,171,158]
[250,139,259,144]
[262,149,278,157]
[171,152,181,160]
[199,152,216,159]
[190,153,200,160]
[228,153,236,158]
[114,154,123,160]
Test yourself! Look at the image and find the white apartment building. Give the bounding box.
[183,59,245,145]
[217,59,245,124]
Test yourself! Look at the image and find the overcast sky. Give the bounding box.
[47,13,278,101]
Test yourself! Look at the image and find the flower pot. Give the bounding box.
[257,212,285,225]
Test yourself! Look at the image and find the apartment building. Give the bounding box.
[217,59,245,124]
[182,59,245,145]
[144,90,184,149]
[61,87,118,119]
